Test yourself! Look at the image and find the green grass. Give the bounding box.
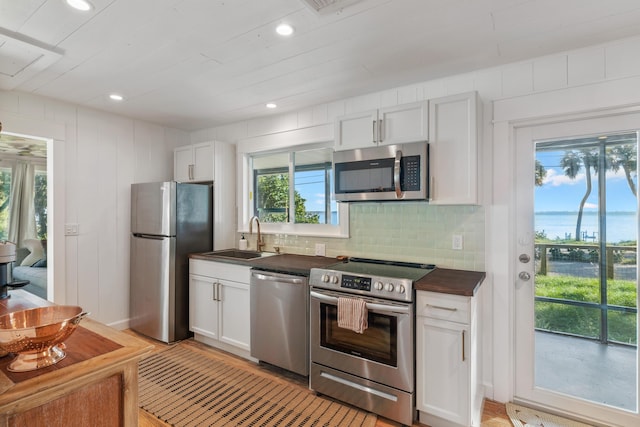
[535,275,637,344]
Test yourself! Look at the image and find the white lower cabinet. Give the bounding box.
[416,290,483,427]
[189,259,251,358]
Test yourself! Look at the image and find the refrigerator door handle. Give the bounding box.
[133,233,166,240]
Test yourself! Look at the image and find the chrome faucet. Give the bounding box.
[249,216,265,252]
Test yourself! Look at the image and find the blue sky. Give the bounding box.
[535,150,637,212]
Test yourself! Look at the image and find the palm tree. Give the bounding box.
[560,149,599,241]
[607,144,637,197]
[535,160,547,186]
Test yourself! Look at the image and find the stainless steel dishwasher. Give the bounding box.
[250,269,309,376]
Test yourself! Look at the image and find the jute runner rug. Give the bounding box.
[139,344,377,427]
[506,403,594,427]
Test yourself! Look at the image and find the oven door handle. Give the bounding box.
[310,290,410,314]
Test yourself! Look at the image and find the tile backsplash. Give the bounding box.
[245,203,485,272]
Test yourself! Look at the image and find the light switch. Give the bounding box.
[65,223,79,236]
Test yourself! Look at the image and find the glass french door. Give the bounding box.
[514,112,640,426]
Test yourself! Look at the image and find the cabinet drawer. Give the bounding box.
[190,259,250,283]
[416,291,470,324]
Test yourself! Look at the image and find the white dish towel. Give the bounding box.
[337,297,368,334]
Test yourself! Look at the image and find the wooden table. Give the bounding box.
[0,290,153,426]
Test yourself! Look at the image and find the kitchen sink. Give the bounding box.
[202,249,277,260]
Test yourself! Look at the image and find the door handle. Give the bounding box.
[394,149,403,199]
[519,271,531,281]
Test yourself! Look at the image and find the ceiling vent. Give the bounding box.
[0,28,63,90]
[300,0,365,15]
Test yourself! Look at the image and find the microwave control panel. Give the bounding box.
[401,155,421,191]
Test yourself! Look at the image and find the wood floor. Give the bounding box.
[128,331,512,427]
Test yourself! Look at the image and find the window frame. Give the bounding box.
[239,141,349,238]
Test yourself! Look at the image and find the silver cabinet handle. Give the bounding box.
[378,119,384,142]
[213,282,221,301]
[425,303,457,312]
[372,120,377,144]
[188,164,194,180]
[394,149,403,199]
[462,330,466,361]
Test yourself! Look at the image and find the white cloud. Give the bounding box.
[543,169,585,186]
[584,202,598,209]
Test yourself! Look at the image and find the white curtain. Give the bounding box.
[8,162,36,247]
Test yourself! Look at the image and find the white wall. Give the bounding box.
[193,34,640,404]
[0,90,189,328]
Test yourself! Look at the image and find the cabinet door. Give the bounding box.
[218,279,250,351]
[174,145,193,182]
[416,316,470,426]
[334,110,378,151]
[379,101,429,145]
[192,142,215,182]
[189,274,219,340]
[428,92,479,204]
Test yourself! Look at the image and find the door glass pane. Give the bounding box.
[534,132,638,410]
[293,148,334,224]
[253,152,290,223]
[0,167,11,240]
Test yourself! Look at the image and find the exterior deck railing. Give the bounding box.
[534,243,637,345]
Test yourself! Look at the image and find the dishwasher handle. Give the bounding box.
[251,271,305,285]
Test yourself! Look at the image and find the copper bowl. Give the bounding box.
[0,306,88,372]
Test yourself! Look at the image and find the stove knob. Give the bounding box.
[321,274,330,283]
[374,281,383,290]
[330,275,339,284]
[396,284,406,294]
[384,283,394,292]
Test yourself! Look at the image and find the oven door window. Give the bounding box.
[319,303,397,367]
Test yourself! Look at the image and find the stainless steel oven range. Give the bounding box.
[308,257,435,426]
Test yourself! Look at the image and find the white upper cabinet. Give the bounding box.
[174,141,214,182]
[428,91,481,205]
[174,140,236,250]
[335,101,429,151]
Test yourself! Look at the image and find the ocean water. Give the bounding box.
[536,211,637,243]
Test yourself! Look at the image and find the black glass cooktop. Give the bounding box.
[326,257,435,282]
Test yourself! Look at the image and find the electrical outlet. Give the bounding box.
[65,223,79,236]
[314,243,326,256]
[452,234,463,250]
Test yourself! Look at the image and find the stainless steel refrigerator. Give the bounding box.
[130,181,212,343]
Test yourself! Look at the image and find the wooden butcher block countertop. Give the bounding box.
[415,268,486,296]
[0,290,152,424]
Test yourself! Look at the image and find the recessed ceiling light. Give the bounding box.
[66,0,93,11]
[276,24,294,36]
[109,94,124,101]
[266,103,277,109]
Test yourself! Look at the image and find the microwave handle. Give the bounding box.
[394,149,403,198]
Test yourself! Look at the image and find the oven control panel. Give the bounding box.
[309,269,414,302]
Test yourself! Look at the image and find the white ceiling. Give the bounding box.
[3,0,640,131]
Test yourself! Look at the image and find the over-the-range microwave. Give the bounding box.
[333,141,429,202]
